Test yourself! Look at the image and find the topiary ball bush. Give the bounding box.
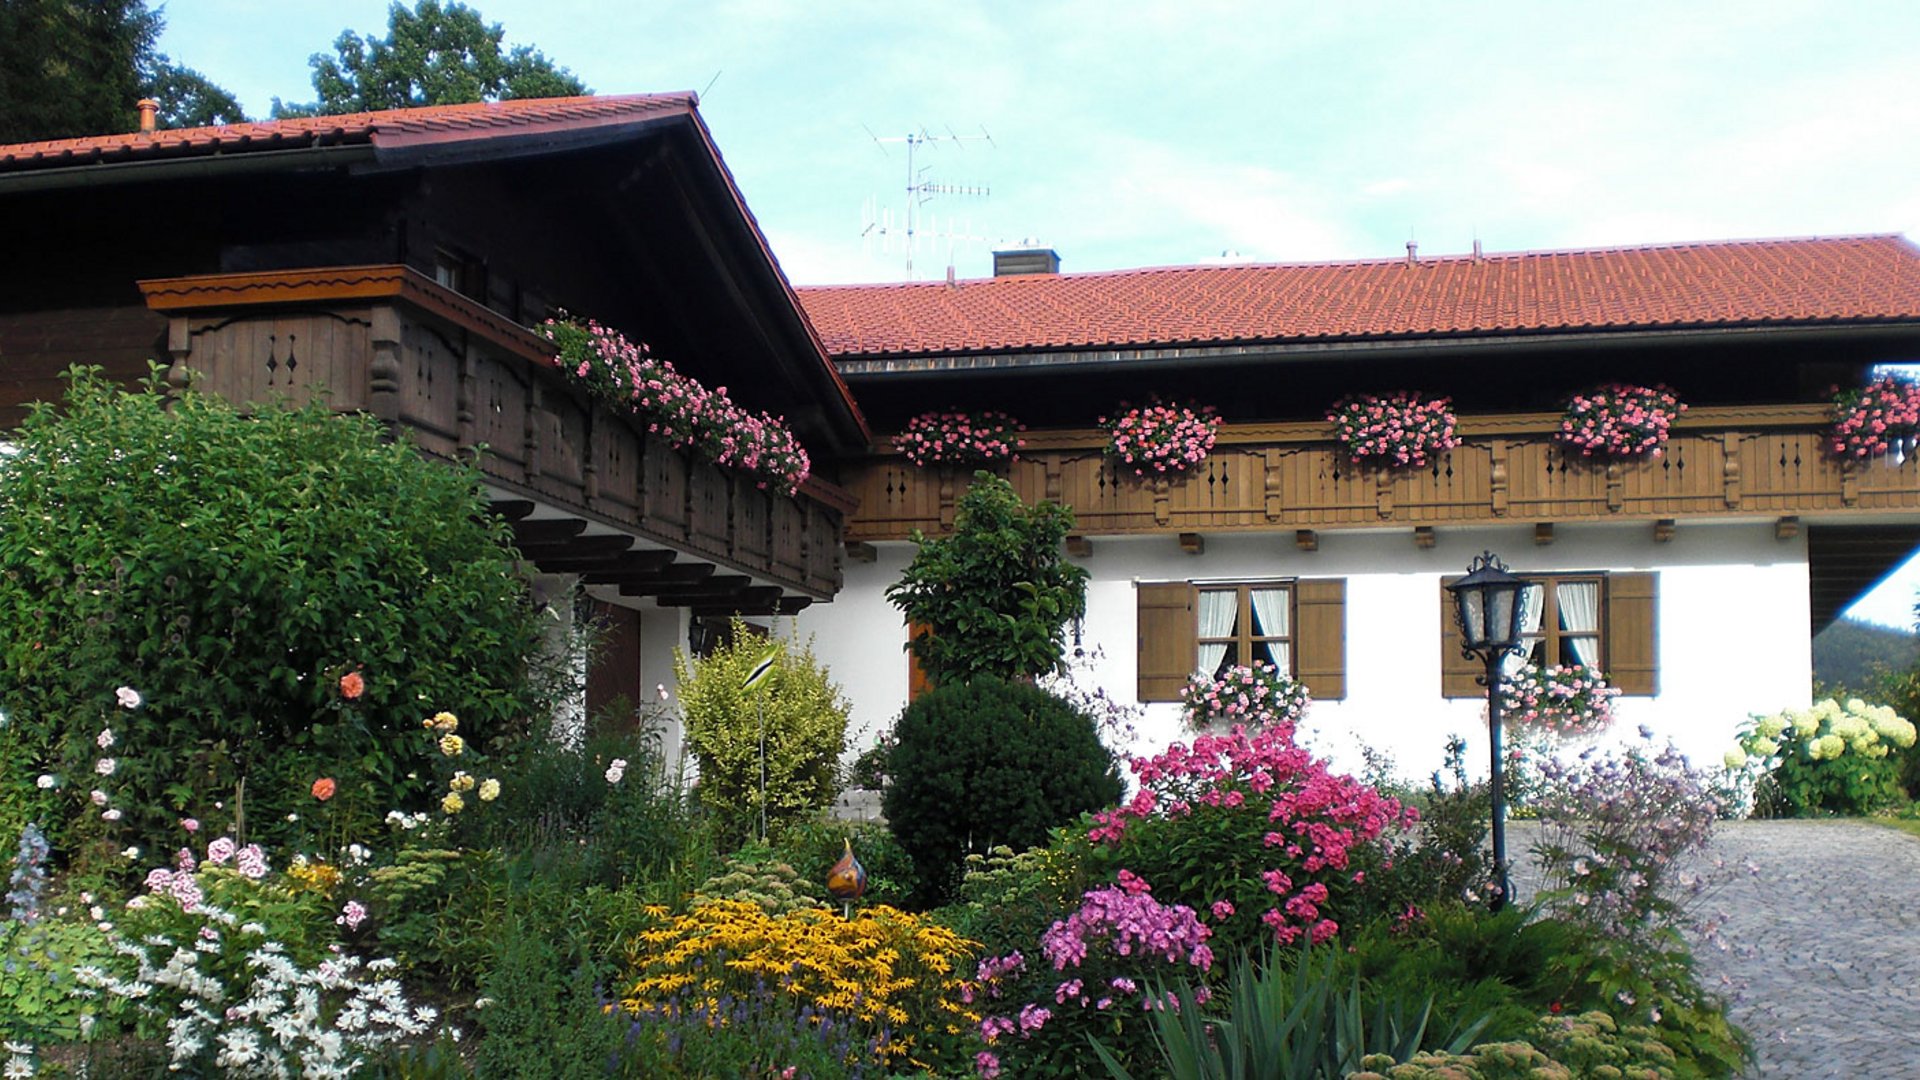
[884,676,1121,907]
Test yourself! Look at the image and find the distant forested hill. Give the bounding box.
[1814,616,1920,692]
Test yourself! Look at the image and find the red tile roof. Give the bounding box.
[798,235,1920,357]
[0,93,695,173]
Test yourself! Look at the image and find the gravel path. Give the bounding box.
[1513,820,1920,1080]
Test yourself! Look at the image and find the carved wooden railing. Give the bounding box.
[140,266,848,599]
[843,406,1920,541]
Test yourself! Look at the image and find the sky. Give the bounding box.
[155,0,1920,628]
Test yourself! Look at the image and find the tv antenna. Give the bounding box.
[860,125,993,279]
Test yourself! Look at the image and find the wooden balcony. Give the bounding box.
[842,407,1920,541]
[140,265,848,604]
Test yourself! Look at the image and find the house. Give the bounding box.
[793,239,1920,775]
[0,94,868,747]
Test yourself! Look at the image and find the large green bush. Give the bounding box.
[884,676,1121,906]
[886,471,1088,683]
[674,623,850,848]
[0,369,561,864]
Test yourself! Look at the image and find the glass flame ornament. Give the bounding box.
[826,838,868,916]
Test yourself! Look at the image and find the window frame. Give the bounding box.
[1194,581,1296,679]
[1517,573,1606,670]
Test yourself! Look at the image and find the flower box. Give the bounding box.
[1100,400,1220,477]
[1326,392,1459,469]
[1556,383,1686,460]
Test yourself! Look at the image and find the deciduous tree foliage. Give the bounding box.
[275,0,587,118]
[0,0,242,141]
[886,472,1090,684]
[0,369,563,863]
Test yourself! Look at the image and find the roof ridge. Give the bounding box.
[799,234,1916,293]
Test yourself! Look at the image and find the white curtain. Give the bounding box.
[1503,583,1546,678]
[1557,581,1601,666]
[1250,587,1290,670]
[1197,589,1238,676]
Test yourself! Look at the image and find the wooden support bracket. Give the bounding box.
[1776,515,1800,540]
[1533,522,1555,545]
[1413,526,1437,549]
[1178,532,1205,555]
[1065,535,1093,558]
[844,541,877,564]
[1654,519,1677,543]
[1295,529,1319,552]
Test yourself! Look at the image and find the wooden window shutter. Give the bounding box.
[907,621,934,701]
[1136,582,1195,702]
[1439,576,1484,698]
[1293,578,1346,700]
[1607,572,1658,696]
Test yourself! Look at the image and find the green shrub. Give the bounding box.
[942,834,1095,956]
[885,677,1121,906]
[768,815,915,908]
[674,623,849,849]
[1735,697,1916,816]
[0,368,561,863]
[886,472,1089,683]
[693,845,827,914]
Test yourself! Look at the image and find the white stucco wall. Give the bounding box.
[796,520,1812,783]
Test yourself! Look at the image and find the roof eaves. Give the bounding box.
[831,318,1920,375]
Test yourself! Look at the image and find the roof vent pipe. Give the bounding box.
[1405,239,1419,265]
[1472,238,1483,261]
[136,98,159,133]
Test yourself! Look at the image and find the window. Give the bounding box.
[1515,576,1603,669]
[1196,584,1293,677]
[1440,571,1656,697]
[1137,579,1345,702]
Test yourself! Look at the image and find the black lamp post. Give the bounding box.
[1446,551,1532,911]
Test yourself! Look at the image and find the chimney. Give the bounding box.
[1472,238,1483,262]
[992,241,1061,277]
[1405,240,1419,265]
[136,98,159,133]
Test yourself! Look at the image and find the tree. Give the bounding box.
[0,0,245,141]
[0,0,155,142]
[274,0,587,118]
[0,369,564,865]
[673,624,850,849]
[886,472,1090,684]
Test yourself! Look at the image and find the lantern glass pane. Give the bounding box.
[1459,588,1487,647]
[1488,588,1517,648]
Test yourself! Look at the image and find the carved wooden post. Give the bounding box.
[1605,461,1624,512]
[582,406,600,507]
[1375,470,1394,520]
[1842,458,1861,506]
[162,315,193,411]
[1489,440,1509,516]
[1721,432,1742,508]
[456,346,477,459]
[523,380,543,483]
[367,305,404,425]
[938,469,956,530]
[1044,457,1063,503]
[1263,448,1284,521]
[1153,476,1171,526]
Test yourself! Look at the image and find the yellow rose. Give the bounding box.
[478,778,501,802]
[450,771,476,792]
[439,734,465,757]
[430,711,460,733]
[441,792,466,814]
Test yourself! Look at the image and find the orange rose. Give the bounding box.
[339,671,365,700]
[312,777,337,802]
